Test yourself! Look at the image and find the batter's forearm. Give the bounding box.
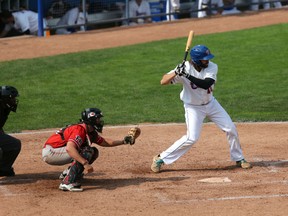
[186,76,215,89]
[160,72,177,85]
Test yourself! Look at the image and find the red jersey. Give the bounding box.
[44,123,104,150]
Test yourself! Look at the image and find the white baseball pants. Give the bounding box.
[42,145,73,165]
[160,97,245,164]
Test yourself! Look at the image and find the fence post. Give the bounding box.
[37,0,44,37]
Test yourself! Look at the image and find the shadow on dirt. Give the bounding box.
[160,166,237,173]
[0,172,189,191]
[82,176,189,191]
[0,172,62,185]
[251,160,288,167]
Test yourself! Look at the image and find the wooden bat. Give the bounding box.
[181,30,194,66]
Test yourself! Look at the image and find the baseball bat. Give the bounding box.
[181,30,194,66]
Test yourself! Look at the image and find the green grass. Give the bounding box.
[1,23,287,132]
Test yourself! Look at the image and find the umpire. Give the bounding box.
[0,86,21,177]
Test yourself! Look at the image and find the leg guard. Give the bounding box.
[62,146,99,184]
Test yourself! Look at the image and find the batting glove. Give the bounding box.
[175,63,185,75]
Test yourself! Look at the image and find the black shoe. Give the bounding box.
[0,168,15,177]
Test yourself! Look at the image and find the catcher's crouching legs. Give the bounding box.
[59,146,99,191]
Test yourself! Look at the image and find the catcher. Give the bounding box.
[42,107,141,192]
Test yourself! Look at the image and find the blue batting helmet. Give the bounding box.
[190,45,214,68]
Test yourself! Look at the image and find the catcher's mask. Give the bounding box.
[190,45,214,68]
[81,108,104,133]
[0,86,19,112]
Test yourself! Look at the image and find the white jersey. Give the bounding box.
[198,0,224,17]
[166,0,180,20]
[57,7,87,26]
[129,0,151,17]
[170,61,218,105]
[12,10,43,35]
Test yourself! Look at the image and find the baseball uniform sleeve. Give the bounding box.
[13,12,30,32]
[204,62,218,81]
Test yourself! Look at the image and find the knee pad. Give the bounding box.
[80,146,99,164]
[91,147,99,162]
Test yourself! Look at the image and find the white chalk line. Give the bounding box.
[0,179,34,197]
[0,185,13,196]
[0,185,29,197]
[9,121,288,136]
[154,179,288,203]
[153,180,288,189]
[172,194,288,203]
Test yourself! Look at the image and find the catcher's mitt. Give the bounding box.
[123,127,141,145]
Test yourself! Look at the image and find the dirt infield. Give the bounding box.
[1,123,288,215]
[0,8,288,216]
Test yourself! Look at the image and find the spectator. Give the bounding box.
[55,0,89,34]
[0,86,21,177]
[165,0,180,21]
[0,10,47,36]
[48,0,71,18]
[197,0,224,18]
[42,108,141,192]
[250,0,282,11]
[195,0,241,18]
[126,0,152,26]
[0,11,24,38]
[222,0,241,15]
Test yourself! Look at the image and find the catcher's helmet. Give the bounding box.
[190,45,214,68]
[81,108,104,133]
[0,86,19,112]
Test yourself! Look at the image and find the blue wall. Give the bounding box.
[28,0,126,15]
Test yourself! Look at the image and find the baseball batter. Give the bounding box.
[151,45,252,173]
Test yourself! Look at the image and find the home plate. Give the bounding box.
[198,177,231,183]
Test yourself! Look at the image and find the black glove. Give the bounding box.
[175,63,188,77]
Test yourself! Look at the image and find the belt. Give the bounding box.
[201,100,212,106]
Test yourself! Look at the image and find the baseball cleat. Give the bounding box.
[236,159,252,169]
[59,166,70,180]
[59,182,83,192]
[0,168,15,177]
[151,155,164,173]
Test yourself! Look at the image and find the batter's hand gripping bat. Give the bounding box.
[181,30,194,67]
